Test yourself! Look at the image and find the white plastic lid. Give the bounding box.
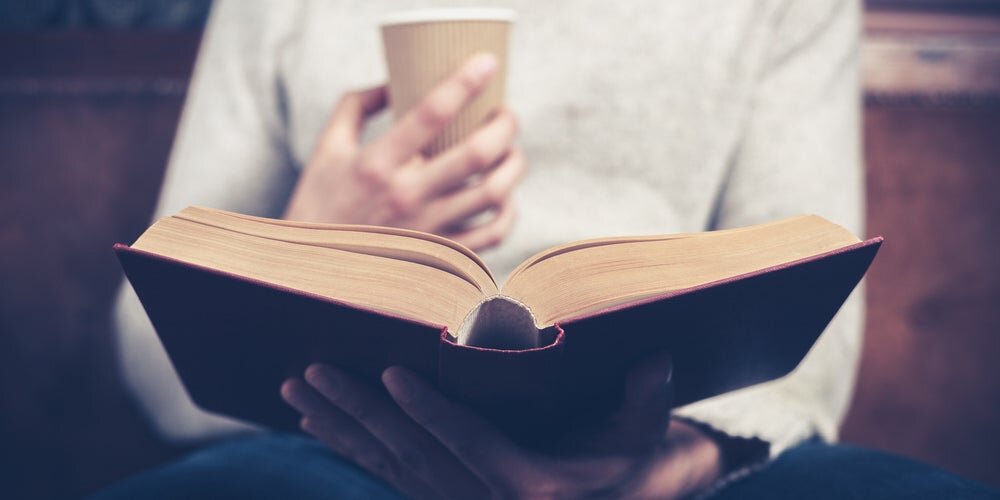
[380,7,516,26]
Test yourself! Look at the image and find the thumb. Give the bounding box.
[623,352,673,413]
[325,85,388,149]
[572,354,673,455]
[611,353,673,451]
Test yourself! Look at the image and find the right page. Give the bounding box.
[500,215,862,327]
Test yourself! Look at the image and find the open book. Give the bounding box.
[116,207,881,439]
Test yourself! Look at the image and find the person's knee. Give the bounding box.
[710,443,998,500]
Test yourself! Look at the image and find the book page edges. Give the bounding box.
[113,236,881,354]
[113,243,449,333]
[211,208,495,286]
[553,237,883,328]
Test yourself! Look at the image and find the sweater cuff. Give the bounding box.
[673,383,824,459]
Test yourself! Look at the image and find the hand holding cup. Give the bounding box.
[284,53,524,252]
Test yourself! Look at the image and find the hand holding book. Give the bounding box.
[281,357,724,499]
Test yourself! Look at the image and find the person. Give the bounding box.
[97,0,998,498]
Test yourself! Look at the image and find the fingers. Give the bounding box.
[446,199,517,252]
[364,53,498,175]
[323,85,388,153]
[623,352,673,414]
[281,378,387,465]
[281,378,436,498]
[281,377,334,417]
[382,366,523,490]
[421,108,519,197]
[304,365,488,499]
[305,365,428,473]
[622,353,673,440]
[416,146,526,234]
[301,414,436,499]
[569,354,673,455]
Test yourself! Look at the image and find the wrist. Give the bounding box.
[614,419,724,499]
[674,416,769,475]
[665,419,726,494]
[284,165,333,222]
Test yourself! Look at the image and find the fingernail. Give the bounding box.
[643,353,673,384]
[657,353,673,384]
[280,379,296,401]
[305,364,337,393]
[468,53,497,83]
[383,367,417,403]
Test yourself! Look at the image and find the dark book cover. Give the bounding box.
[115,237,881,441]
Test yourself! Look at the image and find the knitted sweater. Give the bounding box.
[114,0,864,459]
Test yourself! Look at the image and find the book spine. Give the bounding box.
[437,325,566,442]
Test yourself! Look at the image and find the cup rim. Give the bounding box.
[380,7,516,27]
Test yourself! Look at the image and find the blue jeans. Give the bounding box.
[90,433,998,499]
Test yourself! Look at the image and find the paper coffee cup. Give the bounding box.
[381,8,515,157]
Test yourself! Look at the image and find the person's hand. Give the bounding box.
[281,356,724,499]
[283,53,525,252]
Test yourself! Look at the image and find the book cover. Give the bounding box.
[115,236,881,440]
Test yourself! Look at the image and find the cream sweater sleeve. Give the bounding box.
[674,0,865,457]
[113,0,302,443]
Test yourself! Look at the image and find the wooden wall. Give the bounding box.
[0,32,199,499]
[842,9,1000,487]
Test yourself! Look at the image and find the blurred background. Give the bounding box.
[0,0,998,497]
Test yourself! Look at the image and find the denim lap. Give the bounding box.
[90,434,998,499]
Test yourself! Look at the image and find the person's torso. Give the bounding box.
[277,0,776,280]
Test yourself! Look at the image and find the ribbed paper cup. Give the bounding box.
[381,8,515,157]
